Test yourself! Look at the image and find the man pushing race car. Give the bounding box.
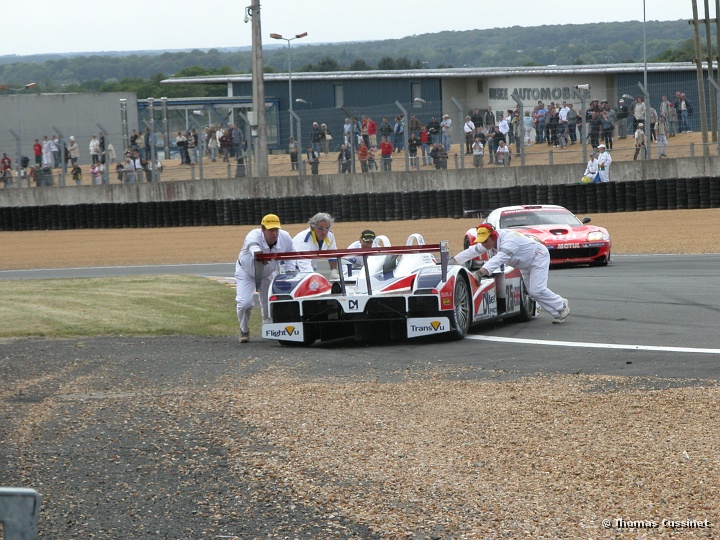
[451,223,570,324]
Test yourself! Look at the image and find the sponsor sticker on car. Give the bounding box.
[262,323,305,342]
[406,317,450,338]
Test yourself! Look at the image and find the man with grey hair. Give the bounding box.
[290,212,339,279]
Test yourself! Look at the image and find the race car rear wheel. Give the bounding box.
[449,275,472,339]
[517,276,536,322]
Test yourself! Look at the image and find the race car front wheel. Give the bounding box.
[449,276,471,339]
[517,277,536,322]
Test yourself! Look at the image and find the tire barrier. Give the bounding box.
[3,177,720,231]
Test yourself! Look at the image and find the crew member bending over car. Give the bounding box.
[451,223,570,324]
[235,214,295,343]
[345,229,376,269]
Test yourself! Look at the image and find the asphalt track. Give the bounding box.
[2,254,719,381]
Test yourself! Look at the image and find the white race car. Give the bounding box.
[256,234,538,346]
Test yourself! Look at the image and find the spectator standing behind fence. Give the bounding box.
[357,139,370,172]
[659,96,671,127]
[1,153,12,188]
[407,133,419,168]
[89,134,101,164]
[51,135,61,168]
[143,128,152,160]
[409,114,422,138]
[67,136,80,165]
[41,135,52,167]
[320,123,332,155]
[655,113,669,158]
[667,103,678,137]
[311,122,323,154]
[175,132,187,164]
[306,145,319,175]
[288,136,299,171]
[463,116,475,154]
[472,136,484,168]
[380,135,393,171]
[430,143,448,170]
[71,162,83,185]
[420,126,431,166]
[124,154,137,183]
[207,127,218,161]
[534,102,546,143]
[633,123,646,160]
[600,111,613,150]
[90,162,102,185]
[393,116,404,153]
[483,106,496,135]
[338,144,352,173]
[33,139,42,167]
[675,92,693,133]
[496,140,510,166]
[367,117,377,150]
[427,116,441,145]
[616,99,629,139]
[632,96,645,132]
[440,114,453,152]
[566,104,578,144]
[523,111,534,146]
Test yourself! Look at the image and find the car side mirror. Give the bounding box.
[582,217,591,224]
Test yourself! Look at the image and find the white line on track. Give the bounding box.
[466,335,720,354]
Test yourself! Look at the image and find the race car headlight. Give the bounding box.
[587,231,608,241]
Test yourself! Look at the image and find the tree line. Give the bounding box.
[0,19,707,98]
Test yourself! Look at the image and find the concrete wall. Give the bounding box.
[1,156,718,208]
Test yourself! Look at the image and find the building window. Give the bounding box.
[334,85,344,108]
[476,80,483,93]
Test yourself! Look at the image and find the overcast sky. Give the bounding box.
[0,1,701,57]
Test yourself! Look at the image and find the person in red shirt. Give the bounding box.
[420,126,431,166]
[33,139,43,167]
[357,140,370,172]
[1,153,12,188]
[367,117,377,150]
[379,136,393,171]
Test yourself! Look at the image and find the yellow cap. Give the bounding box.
[261,214,281,229]
[474,224,494,243]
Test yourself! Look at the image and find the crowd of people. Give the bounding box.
[294,91,692,175]
[1,91,695,187]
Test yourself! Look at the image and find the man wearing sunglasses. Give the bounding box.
[290,212,339,279]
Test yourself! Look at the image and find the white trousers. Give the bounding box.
[235,270,272,333]
[520,248,564,317]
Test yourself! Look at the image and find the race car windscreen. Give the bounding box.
[499,210,583,228]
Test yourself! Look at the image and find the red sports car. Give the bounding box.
[464,205,612,266]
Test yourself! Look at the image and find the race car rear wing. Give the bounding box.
[255,241,450,296]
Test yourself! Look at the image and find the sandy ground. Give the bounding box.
[1,209,719,271]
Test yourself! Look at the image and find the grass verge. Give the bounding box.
[0,275,240,338]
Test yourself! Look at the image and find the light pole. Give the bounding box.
[270,31,308,140]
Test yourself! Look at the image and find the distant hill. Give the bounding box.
[0,20,699,92]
